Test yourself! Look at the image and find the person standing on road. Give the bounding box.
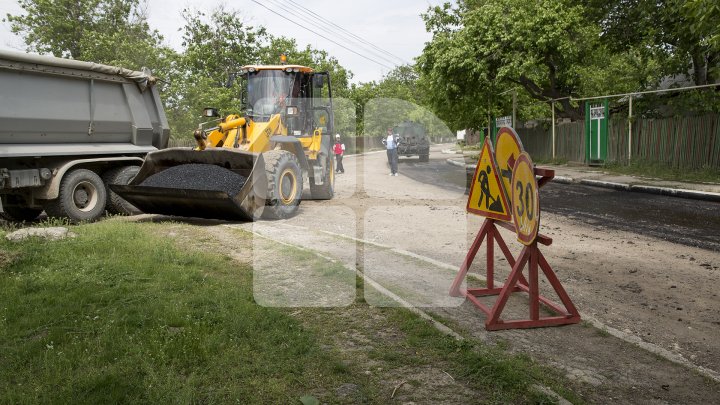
[383,128,400,176]
[334,134,345,174]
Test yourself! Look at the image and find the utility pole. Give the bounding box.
[512,89,517,128]
[628,96,633,163]
[550,100,555,160]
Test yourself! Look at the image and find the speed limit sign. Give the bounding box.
[511,152,540,245]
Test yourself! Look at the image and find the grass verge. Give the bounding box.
[0,221,360,404]
[1,220,581,403]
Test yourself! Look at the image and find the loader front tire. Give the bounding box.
[103,166,141,215]
[263,150,302,219]
[310,154,334,200]
[45,169,107,223]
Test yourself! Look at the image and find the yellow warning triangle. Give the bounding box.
[467,137,512,221]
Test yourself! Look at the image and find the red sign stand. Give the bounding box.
[450,168,581,330]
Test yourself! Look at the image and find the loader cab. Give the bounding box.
[240,66,333,137]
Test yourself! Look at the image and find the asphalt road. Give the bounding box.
[539,182,720,252]
[396,154,720,252]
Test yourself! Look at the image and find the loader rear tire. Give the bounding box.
[0,195,42,222]
[310,154,334,200]
[44,169,107,223]
[263,150,302,219]
[103,166,141,215]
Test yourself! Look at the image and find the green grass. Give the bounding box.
[0,222,359,404]
[603,161,720,184]
[383,309,583,404]
[0,220,583,404]
[461,144,482,151]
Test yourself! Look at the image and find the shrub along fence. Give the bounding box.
[514,114,720,169]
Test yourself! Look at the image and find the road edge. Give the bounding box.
[447,158,720,202]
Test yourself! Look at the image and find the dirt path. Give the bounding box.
[244,144,720,403]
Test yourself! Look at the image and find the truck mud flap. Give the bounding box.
[110,148,267,221]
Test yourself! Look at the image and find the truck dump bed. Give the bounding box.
[0,49,169,156]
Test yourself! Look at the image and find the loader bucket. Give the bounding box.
[110,148,267,221]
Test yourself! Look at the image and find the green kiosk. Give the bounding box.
[585,100,609,165]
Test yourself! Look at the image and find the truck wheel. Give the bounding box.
[263,150,302,219]
[45,169,107,222]
[103,166,141,215]
[0,195,42,222]
[310,155,334,200]
[419,151,430,162]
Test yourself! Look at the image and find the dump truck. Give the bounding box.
[112,60,335,221]
[0,50,169,222]
[395,121,430,162]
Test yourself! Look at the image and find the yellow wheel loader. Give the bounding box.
[111,63,336,220]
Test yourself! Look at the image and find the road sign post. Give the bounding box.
[451,127,580,330]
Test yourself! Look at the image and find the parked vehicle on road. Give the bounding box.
[395,121,430,162]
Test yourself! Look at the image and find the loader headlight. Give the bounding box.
[285,67,293,73]
[203,107,220,118]
[292,68,299,72]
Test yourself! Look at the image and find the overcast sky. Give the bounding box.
[0,0,449,83]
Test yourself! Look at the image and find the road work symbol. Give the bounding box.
[467,137,511,221]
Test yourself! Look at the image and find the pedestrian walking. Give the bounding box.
[334,134,345,174]
[382,127,400,176]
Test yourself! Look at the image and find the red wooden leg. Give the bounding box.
[487,246,530,326]
[487,226,494,289]
[449,219,491,296]
[529,243,539,321]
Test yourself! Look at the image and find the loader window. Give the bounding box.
[314,109,330,134]
[247,70,297,122]
[312,73,331,107]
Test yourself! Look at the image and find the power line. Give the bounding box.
[275,0,406,66]
[250,0,394,69]
[284,0,409,65]
[266,0,402,67]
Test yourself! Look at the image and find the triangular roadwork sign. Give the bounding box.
[467,138,512,221]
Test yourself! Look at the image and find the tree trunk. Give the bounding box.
[691,50,708,86]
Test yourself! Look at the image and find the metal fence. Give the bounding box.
[515,114,720,168]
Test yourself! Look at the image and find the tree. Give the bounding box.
[586,0,720,86]
[166,7,354,139]
[5,0,166,70]
[179,6,268,87]
[419,0,611,125]
[357,65,453,137]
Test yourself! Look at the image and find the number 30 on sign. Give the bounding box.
[511,152,540,245]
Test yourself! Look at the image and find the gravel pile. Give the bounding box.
[139,164,247,196]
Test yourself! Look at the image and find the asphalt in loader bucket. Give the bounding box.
[110,148,267,221]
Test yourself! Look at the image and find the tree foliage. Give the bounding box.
[6,0,166,70]
[587,0,720,86]
[418,0,720,131]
